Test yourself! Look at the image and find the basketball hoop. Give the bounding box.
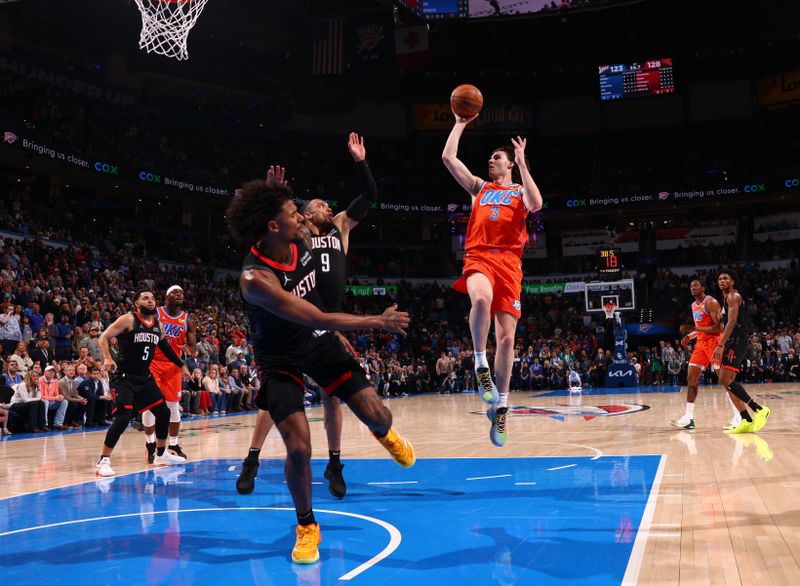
[603,302,617,320]
[134,0,210,61]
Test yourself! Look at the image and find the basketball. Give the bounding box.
[450,84,483,118]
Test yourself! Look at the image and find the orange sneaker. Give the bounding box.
[375,428,416,468]
[291,523,321,565]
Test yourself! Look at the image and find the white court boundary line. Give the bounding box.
[0,506,399,581]
[621,454,667,585]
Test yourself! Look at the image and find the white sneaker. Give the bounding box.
[670,415,695,430]
[723,416,742,431]
[154,451,186,466]
[220,410,226,415]
[95,457,116,477]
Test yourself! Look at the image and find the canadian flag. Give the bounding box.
[394,24,429,70]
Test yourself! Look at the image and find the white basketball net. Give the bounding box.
[603,303,617,320]
[134,0,210,61]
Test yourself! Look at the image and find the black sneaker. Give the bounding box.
[131,419,144,432]
[236,458,260,495]
[169,444,188,460]
[324,462,346,499]
[145,442,156,464]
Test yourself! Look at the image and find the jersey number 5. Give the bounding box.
[142,346,150,361]
[321,252,330,273]
[489,206,499,221]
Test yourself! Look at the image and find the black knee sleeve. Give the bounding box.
[727,381,752,403]
[104,408,133,449]
[149,401,170,440]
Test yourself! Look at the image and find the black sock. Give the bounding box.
[247,447,261,461]
[329,450,341,465]
[156,446,165,456]
[740,409,752,423]
[297,509,316,526]
[98,455,107,463]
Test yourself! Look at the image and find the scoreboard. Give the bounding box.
[599,59,675,101]
[597,247,621,276]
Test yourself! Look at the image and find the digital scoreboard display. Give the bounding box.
[421,0,468,19]
[597,247,621,276]
[599,59,675,101]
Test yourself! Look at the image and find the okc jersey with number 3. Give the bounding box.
[464,181,529,255]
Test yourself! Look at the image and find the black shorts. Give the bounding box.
[721,335,749,373]
[254,333,370,425]
[110,372,165,414]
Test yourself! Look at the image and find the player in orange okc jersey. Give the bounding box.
[442,107,543,447]
[143,286,197,462]
[671,280,723,430]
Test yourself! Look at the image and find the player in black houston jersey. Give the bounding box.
[714,271,770,434]
[226,178,413,566]
[237,133,379,500]
[94,290,191,477]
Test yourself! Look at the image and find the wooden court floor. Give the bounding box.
[2,382,799,585]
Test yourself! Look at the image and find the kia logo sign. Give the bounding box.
[138,171,162,183]
[94,162,119,175]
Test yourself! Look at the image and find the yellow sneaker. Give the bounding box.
[375,428,416,468]
[728,418,754,434]
[750,406,771,432]
[291,523,321,565]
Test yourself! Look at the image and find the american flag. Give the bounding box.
[311,18,344,76]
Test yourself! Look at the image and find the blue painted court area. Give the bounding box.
[0,456,662,585]
[536,385,681,397]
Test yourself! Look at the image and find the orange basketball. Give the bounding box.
[450,84,483,118]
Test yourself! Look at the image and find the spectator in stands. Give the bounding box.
[786,350,799,382]
[30,336,53,372]
[71,325,86,357]
[79,325,102,362]
[3,358,23,388]
[24,302,44,334]
[44,313,58,349]
[0,302,21,356]
[78,366,111,427]
[202,365,224,415]
[58,364,87,428]
[39,364,67,430]
[8,369,47,432]
[9,341,33,378]
[55,314,74,360]
[650,348,663,385]
[667,353,682,386]
[20,315,33,345]
[531,358,545,389]
[185,368,205,415]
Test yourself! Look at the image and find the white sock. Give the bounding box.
[497,393,508,408]
[474,352,488,370]
[727,394,740,418]
[145,433,156,444]
[169,436,179,446]
[685,403,695,419]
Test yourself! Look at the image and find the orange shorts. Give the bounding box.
[453,249,523,318]
[689,336,721,370]
[150,359,182,402]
